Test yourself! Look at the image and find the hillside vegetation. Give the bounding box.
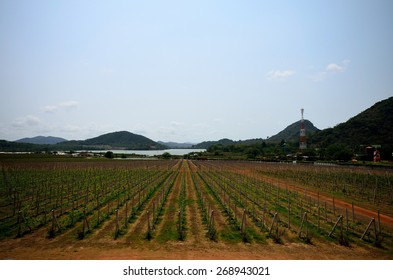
[0,131,167,152]
[16,136,68,145]
[309,96,393,159]
[266,120,319,143]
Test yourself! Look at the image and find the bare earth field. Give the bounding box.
[0,230,391,260]
[1,158,392,260]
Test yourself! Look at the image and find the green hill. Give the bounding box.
[310,96,393,159]
[192,120,319,149]
[192,138,235,149]
[0,131,167,152]
[79,131,166,150]
[266,119,319,143]
[16,136,67,145]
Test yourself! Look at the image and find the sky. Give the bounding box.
[1,0,392,143]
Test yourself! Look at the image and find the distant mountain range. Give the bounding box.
[1,97,392,156]
[157,141,195,149]
[16,136,67,145]
[193,120,319,149]
[1,131,167,152]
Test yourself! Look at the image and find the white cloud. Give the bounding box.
[326,59,350,72]
[43,105,58,113]
[60,100,79,110]
[312,59,350,81]
[326,63,344,72]
[12,115,41,127]
[266,70,295,80]
[170,121,183,127]
[43,100,79,112]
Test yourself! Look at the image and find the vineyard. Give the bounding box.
[0,155,392,259]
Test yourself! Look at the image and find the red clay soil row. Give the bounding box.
[234,169,393,226]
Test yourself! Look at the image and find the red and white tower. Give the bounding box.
[299,108,307,150]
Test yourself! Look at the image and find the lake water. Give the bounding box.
[89,149,206,156]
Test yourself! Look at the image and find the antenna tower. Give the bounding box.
[299,108,307,150]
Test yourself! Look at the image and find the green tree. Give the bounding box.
[104,151,114,159]
[326,144,353,161]
[162,152,171,159]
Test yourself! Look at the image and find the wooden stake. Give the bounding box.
[269,212,278,235]
[377,209,381,234]
[345,208,349,232]
[241,209,246,233]
[209,210,214,234]
[84,210,90,232]
[361,217,375,240]
[329,215,343,237]
[178,210,183,240]
[147,210,150,235]
[17,210,22,236]
[51,209,56,233]
[125,201,128,225]
[115,209,119,234]
[261,204,266,231]
[352,202,355,223]
[333,197,336,216]
[288,201,291,230]
[234,203,237,222]
[299,212,308,239]
[154,200,158,224]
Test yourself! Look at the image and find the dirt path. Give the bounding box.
[1,235,391,260]
[183,161,206,244]
[154,169,183,242]
[235,169,393,226]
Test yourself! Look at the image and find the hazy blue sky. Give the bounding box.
[1,0,392,143]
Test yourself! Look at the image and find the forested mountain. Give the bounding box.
[68,131,167,150]
[192,120,319,149]
[2,97,392,159]
[1,131,167,152]
[16,136,67,145]
[309,96,393,158]
[266,120,319,143]
[192,138,235,149]
[157,141,194,148]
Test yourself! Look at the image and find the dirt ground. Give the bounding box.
[1,236,392,260]
[236,168,393,226]
[1,160,392,260]
[0,220,392,260]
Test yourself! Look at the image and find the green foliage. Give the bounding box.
[81,131,167,150]
[267,120,319,143]
[326,144,353,161]
[310,97,393,160]
[161,152,171,159]
[104,151,114,159]
[0,131,168,153]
